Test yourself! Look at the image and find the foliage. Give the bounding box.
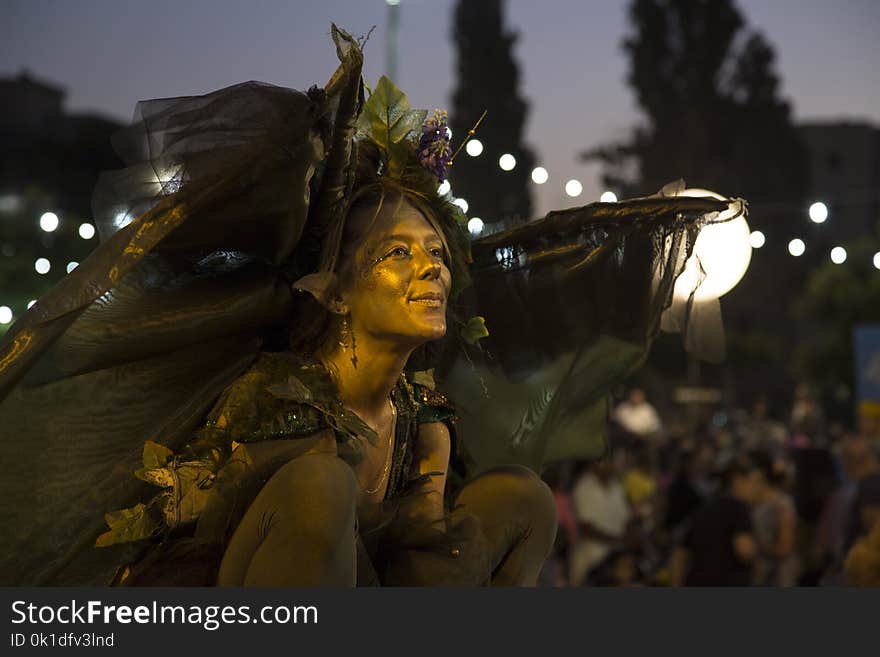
[793,239,880,406]
[589,0,810,400]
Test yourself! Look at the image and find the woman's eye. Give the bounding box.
[391,247,410,257]
[429,247,445,259]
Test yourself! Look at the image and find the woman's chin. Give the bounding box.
[411,322,446,343]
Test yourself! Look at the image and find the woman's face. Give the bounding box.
[341,198,451,347]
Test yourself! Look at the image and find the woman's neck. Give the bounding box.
[320,332,412,420]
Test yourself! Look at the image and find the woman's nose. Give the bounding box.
[415,249,441,279]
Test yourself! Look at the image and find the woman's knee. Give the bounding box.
[259,453,358,536]
[456,464,557,538]
[218,453,358,586]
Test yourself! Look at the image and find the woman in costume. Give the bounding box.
[0,26,743,586]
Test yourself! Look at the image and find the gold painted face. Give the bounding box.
[341,198,452,346]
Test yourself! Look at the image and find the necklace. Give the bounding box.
[363,397,396,495]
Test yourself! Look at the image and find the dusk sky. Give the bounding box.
[2,0,879,216]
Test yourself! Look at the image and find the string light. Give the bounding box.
[466,139,483,157]
[531,167,548,184]
[39,212,59,232]
[468,217,484,235]
[808,202,828,223]
[79,223,96,239]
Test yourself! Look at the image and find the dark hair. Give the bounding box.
[748,449,783,486]
[718,455,755,491]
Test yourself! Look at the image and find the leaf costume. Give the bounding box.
[0,26,744,585]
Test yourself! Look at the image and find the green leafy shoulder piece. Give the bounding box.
[410,381,457,426]
[96,352,378,547]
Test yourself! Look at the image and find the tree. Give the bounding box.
[586,0,809,406]
[449,0,535,228]
[793,239,880,423]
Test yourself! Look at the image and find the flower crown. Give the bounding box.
[356,76,484,186]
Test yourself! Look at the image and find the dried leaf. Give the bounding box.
[266,375,313,403]
[95,503,159,547]
[142,440,173,469]
[135,467,174,488]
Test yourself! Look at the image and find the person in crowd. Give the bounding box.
[669,456,759,586]
[843,517,880,587]
[570,458,638,585]
[612,388,663,445]
[583,548,641,587]
[749,450,799,586]
[663,449,707,542]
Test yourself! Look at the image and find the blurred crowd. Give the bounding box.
[538,386,880,587]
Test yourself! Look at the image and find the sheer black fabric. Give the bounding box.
[440,190,740,474]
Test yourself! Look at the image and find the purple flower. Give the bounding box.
[418,109,452,183]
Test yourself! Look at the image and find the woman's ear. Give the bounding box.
[292,272,349,314]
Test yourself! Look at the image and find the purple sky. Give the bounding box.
[2,0,878,217]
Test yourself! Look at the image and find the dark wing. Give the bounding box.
[0,26,365,584]
[441,192,743,474]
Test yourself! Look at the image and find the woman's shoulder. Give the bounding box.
[204,351,333,442]
[409,378,457,426]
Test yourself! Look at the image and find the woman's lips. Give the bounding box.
[408,291,444,308]
[409,298,443,308]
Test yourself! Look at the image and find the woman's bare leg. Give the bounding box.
[217,453,358,586]
[452,464,557,586]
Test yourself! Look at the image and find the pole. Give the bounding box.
[386,1,400,82]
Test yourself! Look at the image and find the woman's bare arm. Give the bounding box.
[408,421,452,524]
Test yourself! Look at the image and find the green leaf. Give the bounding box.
[142,440,173,469]
[387,140,414,179]
[95,503,160,547]
[461,316,490,345]
[357,76,425,150]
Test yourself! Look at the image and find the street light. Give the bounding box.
[564,180,582,197]
[499,154,516,171]
[749,231,765,248]
[0,306,12,325]
[466,139,483,157]
[600,191,618,203]
[35,258,51,274]
[874,252,880,270]
[437,180,451,196]
[830,246,847,264]
[453,198,469,214]
[531,167,548,184]
[672,188,752,302]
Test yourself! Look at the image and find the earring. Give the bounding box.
[338,314,358,368]
[338,315,351,350]
[349,317,358,369]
